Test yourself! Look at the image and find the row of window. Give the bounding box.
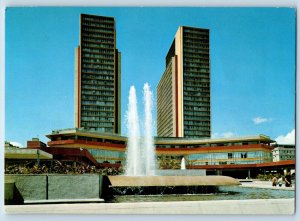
[82,16,114,24]
[81,30,114,39]
[82,52,114,60]
[81,105,114,112]
[82,42,114,49]
[156,141,259,149]
[184,82,209,87]
[183,50,210,57]
[184,111,210,121]
[183,28,208,35]
[184,67,210,73]
[81,85,115,94]
[82,63,114,70]
[184,44,209,51]
[183,91,210,97]
[81,101,115,108]
[183,33,209,40]
[183,76,210,82]
[82,27,114,35]
[184,57,209,63]
[81,121,114,127]
[184,37,209,43]
[81,110,114,117]
[82,73,114,81]
[183,91,210,99]
[81,98,114,105]
[183,106,209,112]
[81,79,114,87]
[184,131,210,136]
[188,151,271,161]
[82,22,114,30]
[184,115,210,121]
[183,86,210,93]
[81,94,114,101]
[82,36,114,44]
[183,79,209,85]
[89,149,124,160]
[82,68,114,75]
[82,58,114,65]
[81,90,115,98]
[184,125,210,130]
[184,120,210,126]
[183,58,209,67]
[184,111,210,118]
[82,47,114,55]
[81,116,114,122]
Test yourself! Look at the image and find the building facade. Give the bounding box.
[75,14,121,134]
[157,26,211,138]
[46,129,274,168]
[272,144,295,162]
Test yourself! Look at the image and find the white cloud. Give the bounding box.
[275,129,295,145]
[9,141,23,148]
[212,132,235,138]
[252,117,273,125]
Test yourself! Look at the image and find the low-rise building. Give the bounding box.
[272,144,295,162]
[6,128,294,178]
[45,128,275,168]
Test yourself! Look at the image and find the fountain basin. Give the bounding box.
[102,175,240,198]
[108,175,240,187]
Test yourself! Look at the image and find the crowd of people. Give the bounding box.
[271,170,293,187]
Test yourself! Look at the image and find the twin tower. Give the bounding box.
[75,13,211,139]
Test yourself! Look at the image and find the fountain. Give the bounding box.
[181,157,186,170]
[125,86,141,176]
[143,83,156,175]
[125,83,156,176]
[103,83,240,198]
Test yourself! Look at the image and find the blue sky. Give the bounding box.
[5,7,295,146]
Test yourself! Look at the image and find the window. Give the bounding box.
[241,153,247,158]
[228,153,233,159]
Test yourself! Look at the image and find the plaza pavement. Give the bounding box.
[240,180,295,190]
[5,180,295,215]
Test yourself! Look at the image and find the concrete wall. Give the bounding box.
[5,174,103,204]
[48,174,102,199]
[5,175,47,201]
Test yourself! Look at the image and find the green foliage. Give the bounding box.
[5,160,123,175]
[158,158,181,169]
[256,173,283,181]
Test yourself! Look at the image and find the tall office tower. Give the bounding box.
[157,26,211,138]
[75,14,121,134]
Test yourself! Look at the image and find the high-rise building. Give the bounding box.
[75,14,121,134]
[157,26,211,138]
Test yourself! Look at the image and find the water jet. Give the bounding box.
[106,83,240,198]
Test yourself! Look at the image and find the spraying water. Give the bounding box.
[143,83,156,175]
[125,86,142,176]
[125,83,156,176]
[181,157,186,170]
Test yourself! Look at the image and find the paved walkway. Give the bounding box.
[5,198,294,215]
[5,180,295,215]
[240,180,295,190]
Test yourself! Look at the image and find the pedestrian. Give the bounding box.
[272,176,277,187]
[285,171,292,187]
[277,176,283,187]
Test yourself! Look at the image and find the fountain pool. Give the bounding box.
[107,186,295,203]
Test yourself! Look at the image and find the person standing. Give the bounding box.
[277,176,283,187]
[284,171,292,187]
[272,176,277,187]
